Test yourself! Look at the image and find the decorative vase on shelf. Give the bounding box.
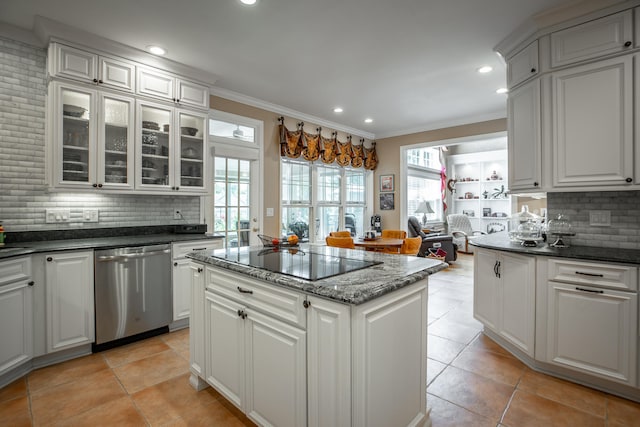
[490,170,499,180]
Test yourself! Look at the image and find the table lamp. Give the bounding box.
[415,201,434,227]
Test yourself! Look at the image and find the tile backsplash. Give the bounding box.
[0,36,201,232]
[547,191,640,250]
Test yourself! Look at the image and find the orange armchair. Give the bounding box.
[400,236,422,255]
[326,236,355,249]
[381,229,407,239]
[330,231,352,237]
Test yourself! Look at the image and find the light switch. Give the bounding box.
[266,208,274,217]
[46,209,71,223]
[589,210,611,227]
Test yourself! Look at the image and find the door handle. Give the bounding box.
[575,287,604,294]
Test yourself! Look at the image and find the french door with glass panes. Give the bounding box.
[214,157,260,247]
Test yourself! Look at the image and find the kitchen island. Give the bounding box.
[471,233,640,403]
[187,245,446,427]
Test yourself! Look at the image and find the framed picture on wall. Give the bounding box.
[380,193,395,210]
[380,174,394,192]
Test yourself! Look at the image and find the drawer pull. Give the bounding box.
[237,286,253,294]
[197,267,203,273]
[192,248,206,251]
[575,271,604,278]
[576,287,604,294]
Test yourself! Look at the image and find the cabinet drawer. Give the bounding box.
[172,239,222,259]
[0,257,31,286]
[550,11,633,68]
[206,267,306,328]
[547,258,637,291]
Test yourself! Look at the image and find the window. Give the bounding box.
[407,147,443,223]
[214,157,251,247]
[281,159,368,241]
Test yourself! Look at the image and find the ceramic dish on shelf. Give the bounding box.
[63,104,86,117]
[181,127,198,136]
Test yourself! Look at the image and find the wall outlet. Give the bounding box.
[174,209,182,220]
[83,209,99,222]
[45,209,70,223]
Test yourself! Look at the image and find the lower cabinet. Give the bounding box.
[474,248,536,356]
[205,289,307,427]
[191,262,429,427]
[546,278,638,386]
[0,257,33,375]
[44,250,94,352]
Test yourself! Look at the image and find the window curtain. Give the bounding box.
[279,117,377,170]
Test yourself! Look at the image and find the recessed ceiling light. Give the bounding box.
[477,66,493,74]
[333,107,343,113]
[147,45,166,56]
[496,88,509,94]
[364,118,373,123]
[240,0,258,5]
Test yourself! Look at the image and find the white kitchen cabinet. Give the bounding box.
[137,66,209,110]
[547,283,637,386]
[507,79,542,192]
[136,100,208,193]
[306,296,351,427]
[172,239,223,322]
[50,81,136,190]
[351,280,428,427]
[474,248,535,356]
[507,40,539,88]
[0,257,33,376]
[552,56,633,187]
[550,10,633,68]
[49,43,135,92]
[205,289,307,427]
[45,250,95,353]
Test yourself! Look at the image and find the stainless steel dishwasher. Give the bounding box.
[94,244,172,350]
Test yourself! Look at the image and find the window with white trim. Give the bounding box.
[281,158,368,241]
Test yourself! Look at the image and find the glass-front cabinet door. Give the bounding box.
[177,111,206,191]
[55,84,96,187]
[98,93,134,189]
[137,101,173,190]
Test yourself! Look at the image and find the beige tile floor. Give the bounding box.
[1,253,640,426]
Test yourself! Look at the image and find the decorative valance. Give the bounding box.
[278,117,378,170]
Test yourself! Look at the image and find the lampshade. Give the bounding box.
[415,201,434,214]
[415,201,434,226]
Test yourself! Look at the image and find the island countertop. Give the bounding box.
[187,245,447,305]
[471,232,640,265]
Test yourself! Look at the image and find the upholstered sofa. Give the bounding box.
[407,216,457,262]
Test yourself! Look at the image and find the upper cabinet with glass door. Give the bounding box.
[51,82,135,190]
[136,100,208,194]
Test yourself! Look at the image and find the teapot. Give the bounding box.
[364,230,377,239]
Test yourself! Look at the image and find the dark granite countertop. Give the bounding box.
[471,232,640,265]
[0,233,222,260]
[188,245,447,305]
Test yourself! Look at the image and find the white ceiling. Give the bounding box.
[1,0,578,138]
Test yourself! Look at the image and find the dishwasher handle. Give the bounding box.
[96,248,171,262]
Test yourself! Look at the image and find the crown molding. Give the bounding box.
[0,21,43,47]
[210,86,376,140]
[375,110,506,140]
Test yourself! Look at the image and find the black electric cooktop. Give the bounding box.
[214,247,382,281]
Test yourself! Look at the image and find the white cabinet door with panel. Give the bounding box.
[45,250,94,353]
[137,67,209,110]
[547,283,637,386]
[507,40,539,88]
[474,248,535,356]
[50,43,135,92]
[0,257,33,376]
[508,79,541,191]
[189,263,207,389]
[550,10,633,68]
[552,56,633,187]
